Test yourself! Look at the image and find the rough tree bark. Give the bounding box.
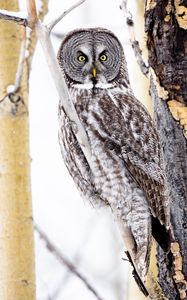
[145,1,187,299]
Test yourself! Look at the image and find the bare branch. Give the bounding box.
[34,0,91,165]
[6,29,26,95]
[0,0,91,166]
[46,0,86,33]
[26,0,49,67]
[35,224,105,300]
[26,0,38,28]
[51,216,97,299]
[120,1,149,76]
[35,20,91,164]
[0,9,28,26]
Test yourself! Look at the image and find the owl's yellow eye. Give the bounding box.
[99,54,108,61]
[78,55,86,62]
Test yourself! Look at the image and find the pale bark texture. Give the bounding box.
[145,1,187,299]
[0,0,35,299]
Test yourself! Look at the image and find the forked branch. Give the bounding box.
[47,0,86,32]
[0,0,91,166]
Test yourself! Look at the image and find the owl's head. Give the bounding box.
[57,28,127,89]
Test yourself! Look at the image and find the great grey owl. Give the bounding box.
[57,28,171,285]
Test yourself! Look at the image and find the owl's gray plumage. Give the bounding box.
[57,28,170,283]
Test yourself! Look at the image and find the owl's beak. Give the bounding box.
[92,67,97,78]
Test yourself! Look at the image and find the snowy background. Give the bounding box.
[26,0,147,299]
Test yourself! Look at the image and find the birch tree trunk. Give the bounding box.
[0,0,35,299]
[144,1,187,299]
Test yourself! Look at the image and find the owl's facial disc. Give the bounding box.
[58,29,123,89]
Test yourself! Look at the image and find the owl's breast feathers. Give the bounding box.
[72,87,171,251]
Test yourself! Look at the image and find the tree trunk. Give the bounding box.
[145,1,187,299]
[0,0,35,299]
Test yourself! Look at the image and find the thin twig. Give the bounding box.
[26,0,49,68]
[34,224,105,300]
[14,28,27,92]
[6,28,27,94]
[50,215,98,300]
[120,1,149,76]
[46,0,86,33]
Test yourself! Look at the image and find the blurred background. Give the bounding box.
[25,0,150,299]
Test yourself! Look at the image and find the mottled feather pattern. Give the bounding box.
[58,108,107,208]
[75,86,169,226]
[57,28,171,283]
[59,87,153,279]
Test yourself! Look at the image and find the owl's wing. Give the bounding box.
[58,105,107,208]
[121,138,171,252]
[105,92,171,251]
[121,141,169,227]
[107,92,170,230]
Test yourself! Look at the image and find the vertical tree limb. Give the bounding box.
[0,1,35,299]
[145,1,187,299]
[26,0,37,28]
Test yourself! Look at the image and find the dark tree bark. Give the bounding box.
[145,1,187,299]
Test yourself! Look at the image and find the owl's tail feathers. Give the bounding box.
[124,251,149,297]
[151,217,171,252]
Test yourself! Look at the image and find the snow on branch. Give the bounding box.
[0,9,28,26]
[0,0,91,166]
[35,224,105,300]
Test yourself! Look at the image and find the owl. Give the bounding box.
[57,28,171,286]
